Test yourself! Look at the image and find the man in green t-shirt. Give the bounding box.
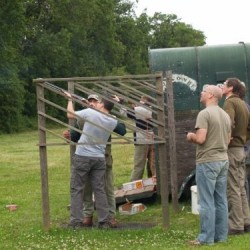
[222,78,250,235]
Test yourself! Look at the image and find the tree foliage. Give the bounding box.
[0,1,26,132]
[0,0,206,133]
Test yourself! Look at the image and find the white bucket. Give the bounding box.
[190,185,199,214]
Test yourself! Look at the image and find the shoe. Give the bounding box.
[188,239,202,246]
[98,221,111,229]
[98,220,117,229]
[83,216,93,227]
[228,229,244,235]
[244,224,250,232]
[67,221,86,229]
[109,217,118,228]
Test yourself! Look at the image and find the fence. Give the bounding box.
[34,73,175,230]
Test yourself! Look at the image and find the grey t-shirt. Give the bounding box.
[75,108,117,157]
[195,105,231,163]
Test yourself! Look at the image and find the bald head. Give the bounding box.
[204,85,223,101]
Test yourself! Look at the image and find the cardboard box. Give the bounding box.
[122,180,144,191]
[119,202,147,215]
[6,204,17,212]
[142,177,156,186]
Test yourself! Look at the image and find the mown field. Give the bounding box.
[1,128,250,249]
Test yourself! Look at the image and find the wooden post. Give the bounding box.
[156,74,169,229]
[36,82,50,230]
[165,71,179,212]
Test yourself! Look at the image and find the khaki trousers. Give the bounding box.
[227,147,250,230]
[130,144,155,181]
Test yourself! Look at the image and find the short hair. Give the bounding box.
[141,95,151,103]
[205,85,223,100]
[239,81,247,99]
[225,78,246,98]
[101,98,114,111]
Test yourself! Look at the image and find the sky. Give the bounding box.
[133,0,249,46]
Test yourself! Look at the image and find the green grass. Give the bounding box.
[0,128,250,249]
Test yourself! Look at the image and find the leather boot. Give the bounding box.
[82,216,93,227]
[109,217,118,228]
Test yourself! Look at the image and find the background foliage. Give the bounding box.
[0,0,206,133]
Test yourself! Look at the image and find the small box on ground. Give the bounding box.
[119,202,147,215]
[6,204,17,212]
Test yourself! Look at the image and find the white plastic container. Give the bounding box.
[190,185,199,214]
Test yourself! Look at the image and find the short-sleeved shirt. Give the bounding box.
[195,105,231,163]
[75,108,117,157]
[223,95,250,147]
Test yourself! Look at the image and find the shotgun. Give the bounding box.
[43,81,87,102]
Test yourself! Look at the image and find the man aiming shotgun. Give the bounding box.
[64,91,126,229]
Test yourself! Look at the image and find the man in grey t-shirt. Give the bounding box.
[64,92,125,229]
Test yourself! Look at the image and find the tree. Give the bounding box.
[149,13,206,48]
[0,1,26,132]
[0,0,207,133]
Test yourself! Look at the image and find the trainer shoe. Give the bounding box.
[188,239,203,246]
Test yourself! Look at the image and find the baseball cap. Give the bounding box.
[87,94,100,101]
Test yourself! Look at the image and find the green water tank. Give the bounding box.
[149,42,250,110]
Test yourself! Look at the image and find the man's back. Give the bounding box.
[75,108,117,157]
[195,105,231,163]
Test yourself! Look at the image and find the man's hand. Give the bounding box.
[63,130,71,140]
[63,90,72,99]
[186,129,207,145]
[112,95,120,102]
[186,132,195,142]
[81,99,89,105]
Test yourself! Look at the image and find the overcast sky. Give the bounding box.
[134,0,249,46]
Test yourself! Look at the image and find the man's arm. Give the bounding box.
[247,113,250,141]
[223,100,235,129]
[63,91,76,119]
[113,95,136,120]
[186,128,207,145]
[228,132,232,145]
[67,100,76,119]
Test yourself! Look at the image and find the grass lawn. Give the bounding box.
[0,128,250,249]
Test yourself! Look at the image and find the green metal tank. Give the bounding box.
[149,43,250,200]
[149,42,250,110]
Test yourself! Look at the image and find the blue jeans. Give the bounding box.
[196,160,229,244]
